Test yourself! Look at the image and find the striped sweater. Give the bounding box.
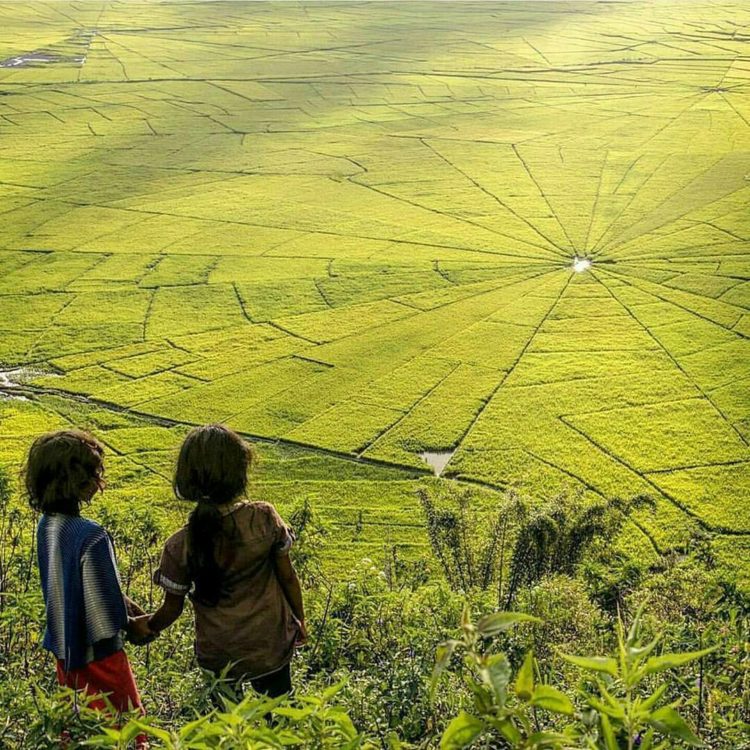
[37,514,128,670]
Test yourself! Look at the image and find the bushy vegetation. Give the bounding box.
[1,0,749,585]
[1,472,748,748]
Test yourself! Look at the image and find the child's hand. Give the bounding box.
[295,620,308,647]
[127,614,155,645]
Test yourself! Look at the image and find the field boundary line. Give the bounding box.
[595,270,749,447]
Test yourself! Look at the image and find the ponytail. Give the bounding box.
[174,424,253,607]
[187,501,226,606]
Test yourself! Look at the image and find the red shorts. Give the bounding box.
[56,649,143,714]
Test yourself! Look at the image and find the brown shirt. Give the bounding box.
[154,501,298,679]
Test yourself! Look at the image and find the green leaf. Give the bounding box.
[476,612,542,636]
[487,717,521,744]
[640,684,668,712]
[644,647,717,675]
[560,653,618,677]
[530,685,574,715]
[274,707,311,721]
[600,714,618,750]
[431,639,459,695]
[322,681,347,701]
[130,721,172,743]
[440,711,484,750]
[648,706,703,747]
[484,653,511,705]
[639,728,656,750]
[588,697,626,720]
[515,651,534,700]
[528,730,574,745]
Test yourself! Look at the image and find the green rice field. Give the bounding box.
[1,1,749,589]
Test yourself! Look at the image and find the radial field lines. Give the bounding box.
[595,271,749,447]
[452,271,573,453]
[418,138,571,259]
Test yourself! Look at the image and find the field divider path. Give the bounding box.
[0,375,431,477]
[595,270,750,446]
[419,138,571,259]
[603,266,750,332]
[559,413,750,538]
[450,270,574,454]
[357,361,463,457]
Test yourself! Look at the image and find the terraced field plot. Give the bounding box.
[1,1,749,588]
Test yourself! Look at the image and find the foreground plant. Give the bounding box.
[561,605,716,750]
[433,605,716,749]
[432,606,578,749]
[86,682,394,750]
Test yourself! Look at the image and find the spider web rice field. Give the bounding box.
[1,0,749,588]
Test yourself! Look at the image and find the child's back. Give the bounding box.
[147,424,305,697]
[156,500,297,679]
[38,513,127,669]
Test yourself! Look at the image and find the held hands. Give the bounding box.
[127,613,156,646]
[295,619,308,647]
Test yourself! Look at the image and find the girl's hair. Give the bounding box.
[174,424,253,606]
[24,430,105,515]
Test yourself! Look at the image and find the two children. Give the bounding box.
[26,424,304,725]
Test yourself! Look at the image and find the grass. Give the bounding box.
[0,0,749,591]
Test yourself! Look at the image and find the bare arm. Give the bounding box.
[148,592,186,634]
[275,554,305,640]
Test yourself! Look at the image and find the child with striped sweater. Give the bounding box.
[26,430,151,745]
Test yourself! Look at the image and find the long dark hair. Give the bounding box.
[24,430,105,515]
[174,424,253,606]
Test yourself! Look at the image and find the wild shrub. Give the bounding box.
[418,483,651,606]
[432,605,716,750]
[506,493,653,606]
[417,484,525,602]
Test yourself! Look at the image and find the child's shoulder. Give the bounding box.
[162,524,188,556]
[242,500,283,523]
[245,500,276,514]
[41,513,105,535]
[39,514,109,552]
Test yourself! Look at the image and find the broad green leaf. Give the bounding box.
[648,706,703,747]
[644,647,717,675]
[487,717,522,744]
[476,612,542,636]
[130,721,172,743]
[484,652,511,704]
[431,639,459,695]
[515,651,534,700]
[589,697,626,720]
[627,636,660,663]
[560,653,618,677]
[528,730,573,745]
[274,707,311,720]
[640,728,656,750]
[530,684,574,715]
[640,684,668,712]
[440,711,484,750]
[322,680,347,701]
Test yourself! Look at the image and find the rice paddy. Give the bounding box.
[1,0,749,589]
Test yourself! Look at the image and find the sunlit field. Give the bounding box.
[1,0,749,591]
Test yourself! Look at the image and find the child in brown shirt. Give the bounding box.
[145,424,306,696]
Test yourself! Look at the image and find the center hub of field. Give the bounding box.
[572,257,592,273]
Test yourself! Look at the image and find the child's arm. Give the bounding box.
[147,592,186,635]
[274,555,307,643]
[124,595,146,617]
